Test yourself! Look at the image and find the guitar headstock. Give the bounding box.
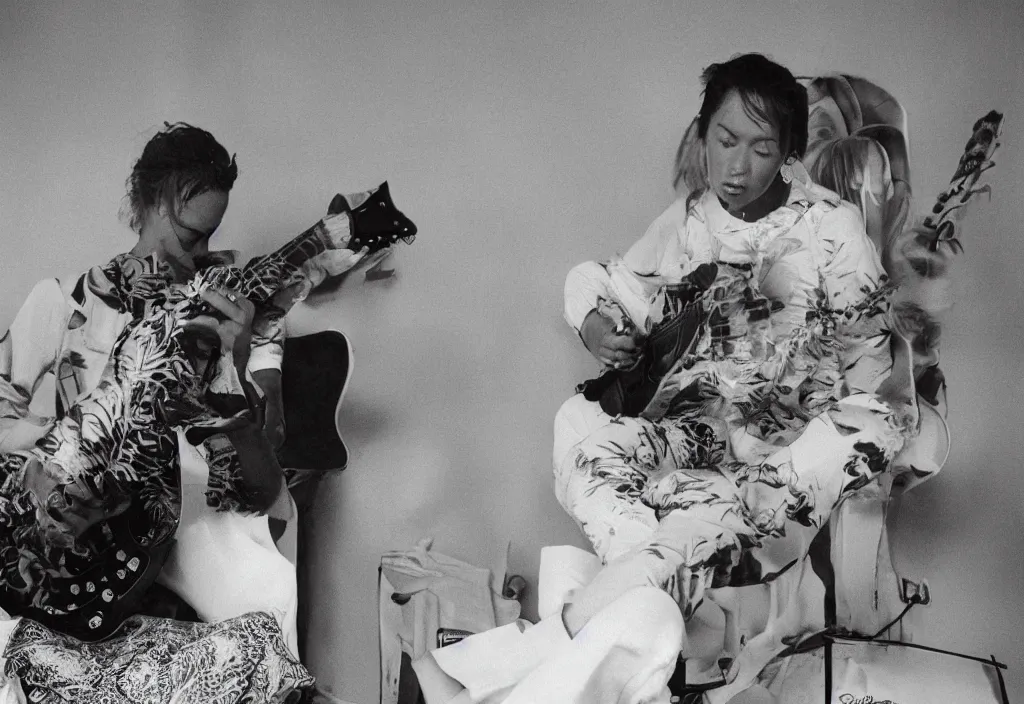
[923,110,1004,253]
[328,181,418,254]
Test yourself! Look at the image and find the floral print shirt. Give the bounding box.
[564,180,891,397]
[0,252,283,502]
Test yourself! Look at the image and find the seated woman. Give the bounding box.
[0,122,383,702]
[414,53,916,704]
[555,47,911,635]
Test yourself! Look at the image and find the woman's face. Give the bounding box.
[704,89,787,214]
[168,189,230,254]
[141,189,229,280]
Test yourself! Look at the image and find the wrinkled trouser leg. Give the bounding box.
[554,393,905,639]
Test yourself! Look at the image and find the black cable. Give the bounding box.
[869,597,918,639]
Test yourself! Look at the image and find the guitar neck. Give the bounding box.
[238,219,335,303]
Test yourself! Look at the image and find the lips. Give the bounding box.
[722,182,746,196]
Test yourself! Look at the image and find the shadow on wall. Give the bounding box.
[336,392,398,450]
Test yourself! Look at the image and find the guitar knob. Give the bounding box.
[70,584,80,595]
[88,613,103,630]
[102,589,114,603]
[85,581,96,593]
[116,550,127,561]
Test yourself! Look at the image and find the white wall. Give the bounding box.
[2,2,1022,702]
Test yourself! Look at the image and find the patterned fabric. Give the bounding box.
[5,612,313,703]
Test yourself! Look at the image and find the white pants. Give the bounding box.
[158,434,300,658]
[413,587,683,704]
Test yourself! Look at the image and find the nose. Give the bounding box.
[727,148,751,177]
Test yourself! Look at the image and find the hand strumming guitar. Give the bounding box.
[580,309,643,370]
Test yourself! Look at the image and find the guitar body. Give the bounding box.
[10,506,179,641]
[277,329,353,660]
[277,330,352,474]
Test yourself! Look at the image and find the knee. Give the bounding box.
[553,396,586,466]
[554,394,590,431]
[608,587,684,660]
[553,395,600,504]
[553,395,608,466]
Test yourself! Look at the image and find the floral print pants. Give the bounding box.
[553,390,905,626]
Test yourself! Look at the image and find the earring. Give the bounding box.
[780,156,796,184]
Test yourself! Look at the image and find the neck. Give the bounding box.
[130,226,196,283]
[131,218,165,257]
[129,237,156,258]
[723,174,791,222]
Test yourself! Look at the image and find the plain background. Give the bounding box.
[2,1,1022,702]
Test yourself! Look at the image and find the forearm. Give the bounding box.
[224,424,284,513]
[564,261,611,334]
[251,368,282,399]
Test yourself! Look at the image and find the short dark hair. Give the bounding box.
[696,53,808,159]
[123,121,238,233]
